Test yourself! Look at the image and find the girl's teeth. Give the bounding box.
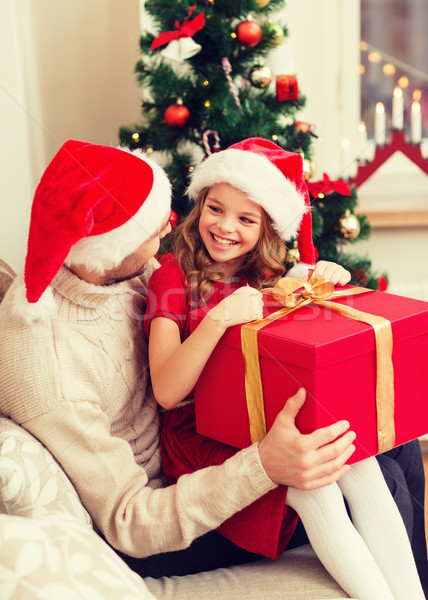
[213,234,237,246]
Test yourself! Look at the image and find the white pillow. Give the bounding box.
[0,513,157,600]
[0,418,91,524]
[0,258,16,302]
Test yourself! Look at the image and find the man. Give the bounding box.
[0,140,426,592]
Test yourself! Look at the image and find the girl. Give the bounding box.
[145,138,424,600]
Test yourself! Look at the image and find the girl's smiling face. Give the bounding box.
[198,183,263,277]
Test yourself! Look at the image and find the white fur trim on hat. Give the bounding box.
[65,148,171,273]
[286,262,314,279]
[187,149,307,241]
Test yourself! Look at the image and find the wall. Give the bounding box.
[355,149,428,299]
[0,1,38,273]
[275,0,361,179]
[0,0,142,272]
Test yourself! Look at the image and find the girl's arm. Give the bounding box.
[148,285,263,409]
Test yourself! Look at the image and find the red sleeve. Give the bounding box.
[144,255,189,339]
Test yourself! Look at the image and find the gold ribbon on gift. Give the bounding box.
[241,274,395,453]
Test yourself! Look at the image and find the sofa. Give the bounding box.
[0,259,352,599]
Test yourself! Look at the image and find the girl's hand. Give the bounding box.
[312,261,351,287]
[208,286,264,329]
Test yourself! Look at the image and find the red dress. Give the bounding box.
[144,255,298,559]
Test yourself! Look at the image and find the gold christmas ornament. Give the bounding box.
[339,209,361,239]
[249,64,273,88]
[303,158,316,180]
[286,240,300,265]
[267,23,285,48]
[255,0,271,7]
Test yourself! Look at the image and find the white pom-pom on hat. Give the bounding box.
[12,275,57,323]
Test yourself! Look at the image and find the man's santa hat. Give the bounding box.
[187,137,316,272]
[14,139,171,322]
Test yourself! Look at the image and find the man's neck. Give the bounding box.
[67,262,147,286]
[67,263,113,286]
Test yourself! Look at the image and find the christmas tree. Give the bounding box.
[120,0,387,290]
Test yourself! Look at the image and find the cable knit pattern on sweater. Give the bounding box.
[0,264,276,558]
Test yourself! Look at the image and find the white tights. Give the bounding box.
[285,456,424,600]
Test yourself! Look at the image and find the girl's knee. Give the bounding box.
[286,483,346,513]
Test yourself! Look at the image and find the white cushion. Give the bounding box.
[0,513,156,600]
[0,259,15,302]
[0,418,91,524]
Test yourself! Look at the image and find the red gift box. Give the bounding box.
[193,286,428,464]
[276,74,299,102]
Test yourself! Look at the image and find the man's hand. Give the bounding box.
[258,388,356,490]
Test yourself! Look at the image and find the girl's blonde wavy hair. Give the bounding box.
[173,187,287,306]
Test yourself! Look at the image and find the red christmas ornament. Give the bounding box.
[276,74,299,102]
[295,120,319,139]
[294,121,310,133]
[236,20,263,47]
[378,275,388,292]
[169,210,178,228]
[164,103,190,128]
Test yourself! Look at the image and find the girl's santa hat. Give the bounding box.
[14,139,171,322]
[187,137,316,272]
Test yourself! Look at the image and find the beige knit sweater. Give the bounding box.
[0,264,276,558]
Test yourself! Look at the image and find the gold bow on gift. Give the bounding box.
[241,273,395,453]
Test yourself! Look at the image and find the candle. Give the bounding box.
[411,101,422,144]
[358,121,368,163]
[341,138,351,179]
[374,102,386,145]
[392,87,404,130]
